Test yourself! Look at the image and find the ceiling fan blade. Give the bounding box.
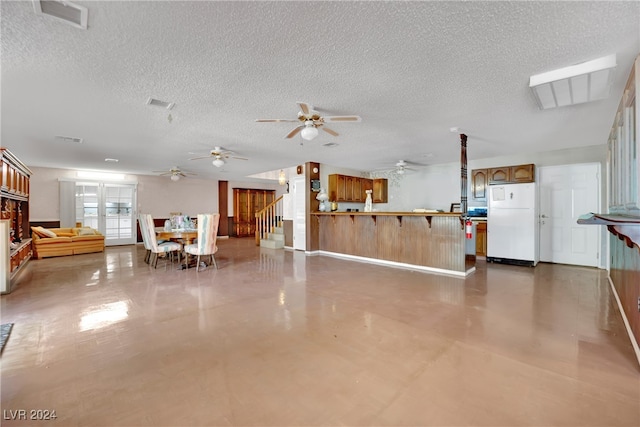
[297,102,311,115]
[323,115,362,123]
[230,156,248,161]
[322,126,339,137]
[189,155,214,160]
[285,126,303,139]
[255,119,298,123]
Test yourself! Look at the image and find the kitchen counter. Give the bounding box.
[313,211,475,276]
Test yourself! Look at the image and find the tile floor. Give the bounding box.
[1,238,639,426]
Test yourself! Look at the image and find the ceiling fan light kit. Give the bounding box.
[170,174,180,181]
[212,158,225,167]
[301,124,319,141]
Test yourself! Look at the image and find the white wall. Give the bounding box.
[29,166,283,222]
[371,144,607,212]
[137,175,217,218]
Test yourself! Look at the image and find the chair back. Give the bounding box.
[195,213,220,255]
[138,213,160,251]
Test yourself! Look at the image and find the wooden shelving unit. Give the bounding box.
[1,148,33,294]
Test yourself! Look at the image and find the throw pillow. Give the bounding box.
[78,228,96,236]
[31,226,57,238]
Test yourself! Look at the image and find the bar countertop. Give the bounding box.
[313,211,460,216]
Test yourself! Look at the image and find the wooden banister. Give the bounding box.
[255,195,284,246]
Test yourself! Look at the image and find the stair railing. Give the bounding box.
[255,195,284,246]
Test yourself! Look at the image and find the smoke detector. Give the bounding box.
[33,1,88,30]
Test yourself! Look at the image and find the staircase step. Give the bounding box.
[268,233,285,242]
[271,226,284,234]
[260,239,284,249]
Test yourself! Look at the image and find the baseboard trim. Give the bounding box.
[608,275,640,368]
[317,250,473,277]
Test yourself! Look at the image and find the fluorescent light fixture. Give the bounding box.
[529,54,616,109]
[77,171,125,180]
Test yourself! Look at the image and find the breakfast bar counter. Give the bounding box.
[313,212,475,276]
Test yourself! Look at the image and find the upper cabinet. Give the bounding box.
[488,166,511,184]
[609,55,639,216]
[488,163,535,185]
[372,178,388,203]
[511,164,535,182]
[328,174,388,203]
[471,169,488,201]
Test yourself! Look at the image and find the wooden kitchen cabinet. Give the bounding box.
[475,221,487,256]
[471,169,488,202]
[511,163,535,182]
[488,163,535,184]
[350,176,363,202]
[488,166,511,184]
[372,178,388,203]
[328,174,367,202]
[329,174,347,201]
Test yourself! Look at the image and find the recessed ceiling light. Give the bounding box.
[146,97,175,110]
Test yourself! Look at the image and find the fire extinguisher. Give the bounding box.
[465,218,473,239]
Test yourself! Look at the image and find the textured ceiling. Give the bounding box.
[2,1,639,182]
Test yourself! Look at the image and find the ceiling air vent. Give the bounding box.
[55,135,83,144]
[146,97,175,110]
[33,0,88,30]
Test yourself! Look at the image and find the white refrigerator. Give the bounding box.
[487,182,539,266]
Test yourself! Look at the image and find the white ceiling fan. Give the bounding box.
[189,146,248,167]
[395,160,417,175]
[256,102,362,141]
[153,167,196,181]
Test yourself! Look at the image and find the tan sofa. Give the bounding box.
[31,227,105,259]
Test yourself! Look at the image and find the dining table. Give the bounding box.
[155,227,198,245]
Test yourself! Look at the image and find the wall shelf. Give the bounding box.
[578,213,640,251]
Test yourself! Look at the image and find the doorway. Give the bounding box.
[539,163,600,267]
[76,182,137,246]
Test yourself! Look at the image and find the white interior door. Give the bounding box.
[292,177,306,251]
[539,163,600,267]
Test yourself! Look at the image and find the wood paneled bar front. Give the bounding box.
[314,212,475,276]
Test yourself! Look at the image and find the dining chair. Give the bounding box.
[138,215,152,264]
[184,213,220,272]
[138,213,182,268]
